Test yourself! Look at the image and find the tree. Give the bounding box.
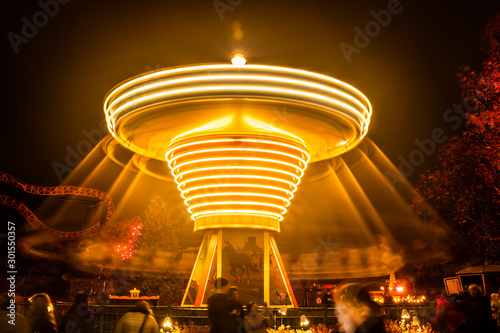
[103,216,144,261]
[412,13,500,264]
[141,194,180,255]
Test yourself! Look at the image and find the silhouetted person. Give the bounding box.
[322,289,334,306]
[335,283,385,333]
[28,293,57,333]
[458,284,496,333]
[59,292,95,333]
[228,287,245,333]
[208,278,235,333]
[114,300,158,333]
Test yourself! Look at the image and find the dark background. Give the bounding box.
[2,0,499,186]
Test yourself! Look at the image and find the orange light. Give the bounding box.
[231,53,246,66]
[165,135,309,230]
[104,59,372,232]
[104,63,372,162]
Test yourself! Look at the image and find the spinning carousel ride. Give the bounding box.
[104,54,371,306]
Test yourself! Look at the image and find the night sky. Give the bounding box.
[2,0,499,244]
[3,0,499,186]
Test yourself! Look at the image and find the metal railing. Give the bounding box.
[21,303,434,333]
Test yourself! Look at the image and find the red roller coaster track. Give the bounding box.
[0,172,113,240]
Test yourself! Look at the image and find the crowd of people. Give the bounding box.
[207,277,274,333]
[431,284,499,333]
[0,291,95,333]
[1,281,499,333]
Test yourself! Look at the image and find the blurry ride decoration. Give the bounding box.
[130,288,140,298]
[300,315,310,326]
[104,54,371,306]
[161,317,173,333]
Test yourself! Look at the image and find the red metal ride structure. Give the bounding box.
[0,172,113,240]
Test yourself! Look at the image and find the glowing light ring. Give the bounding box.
[104,64,372,150]
[107,85,369,139]
[166,138,310,162]
[181,184,295,200]
[184,192,291,207]
[167,134,307,227]
[170,157,306,179]
[168,147,308,168]
[106,75,368,124]
[178,175,298,192]
[192,210,284,221]
[104,64,370,114]
[175,166,302,183]
[188,201,287,214]
[104,62,372,230]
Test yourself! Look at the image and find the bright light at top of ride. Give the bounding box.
[231,53,247,66]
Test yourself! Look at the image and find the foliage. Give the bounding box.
[138,273,187,305]
[102,216,144,261]
[411,13,500,264]
[141,194,180,255]
[174,322,436,333]
[384,320,436,333]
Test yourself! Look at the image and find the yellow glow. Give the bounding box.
[401,309,410,319]
[104,64,372,157]
[300,315,309,326]
[171,116,234,142]
[184,192,291,207]
[178,175,298,192]
[106,74,368,126]
[243,116,306,144]
[107,85,368,138]
[231,53,246,66]
[181,183,295,200]
[192,210,284,221]
[175,166,303,183]
[165,134,308,228]
[104,61,372,230]
[168,147,308,168]
[163,317,172,328]
[188,201,287,214]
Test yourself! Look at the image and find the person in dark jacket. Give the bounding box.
[458,284,497,333]
[208,278,236,333]
[228,287,245,333]
[322,289,334,306]
[59,292,95,333]
[335,283,386,333]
